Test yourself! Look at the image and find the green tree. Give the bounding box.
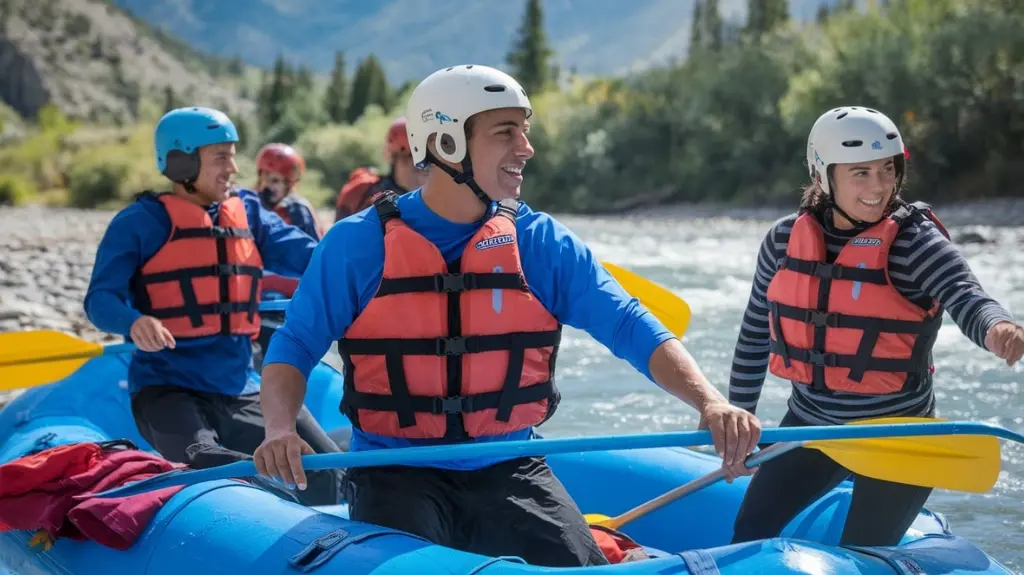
[506,0,556,95]
[689,0,705,57]
[260,54,295,130]
[816,4,831,23]
[324,51,348,123]
[704,0,723,51]
[346,55,390,123]
[162,86,180,113]
[744,0,789,38]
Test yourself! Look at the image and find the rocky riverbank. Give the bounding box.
[2,198,1022,408]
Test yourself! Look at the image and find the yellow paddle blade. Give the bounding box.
[602,261,691,338]
[584,513,613,526]
[806,416,1003,494]
[0,330,105,391]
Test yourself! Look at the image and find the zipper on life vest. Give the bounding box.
[445,258,467,441]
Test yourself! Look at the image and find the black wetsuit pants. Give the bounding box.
[731,410,933,546]
[130,384,343,507]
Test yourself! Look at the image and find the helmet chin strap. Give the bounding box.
[425,151,492,207]
[827,193,899,230]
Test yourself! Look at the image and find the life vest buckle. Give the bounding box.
[432,396,470,414]
[806,350,839,367]
[435,336,468,355]
[805,310,839,327]
[433,273,473,292]
[810,262,845,279]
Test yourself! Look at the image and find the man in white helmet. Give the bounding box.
[255,64,761,566]
[726,106,1023,546]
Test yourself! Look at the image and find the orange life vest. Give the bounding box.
[335,167,382,218]
[134,192,263,339]
[766,202,947,395]
[337,191,562,440]
[589,525,648,564]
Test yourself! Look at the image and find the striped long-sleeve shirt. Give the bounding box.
[727,208,1014,425]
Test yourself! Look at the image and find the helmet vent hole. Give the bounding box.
[466,65,474,69]
[446,67,453,71]
[867,109,878,114]
[484,85,506,92]
[886,132,898,140]
[837,112,849,120]
[440,134,456,154]
[841,140,864,148]
[206,124,220,129]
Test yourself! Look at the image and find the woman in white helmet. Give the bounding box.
[726,106,1024,546]
[254,64,761,566]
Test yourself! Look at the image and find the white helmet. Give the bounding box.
[405,65,532,166]
[806,106,905,196]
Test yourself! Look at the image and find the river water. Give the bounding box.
[1,205,1021,570]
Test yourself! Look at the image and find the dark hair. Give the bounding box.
[799,154,907,215]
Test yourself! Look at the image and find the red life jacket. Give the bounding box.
[766,201,947,395]
[335,167,382,219]
[0,440,184,550]
[134,192,263,339]
[337,191,562,440]
[589,525,649,563]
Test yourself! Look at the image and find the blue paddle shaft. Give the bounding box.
[95,420,1024,499]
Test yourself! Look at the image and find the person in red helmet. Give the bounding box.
[252,143,324,370]
[255,143,324,240]
[334,117,428,221]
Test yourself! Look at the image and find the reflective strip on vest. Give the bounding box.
[135,193,263,339]
[336,191,562,440]
[765,204,943,395]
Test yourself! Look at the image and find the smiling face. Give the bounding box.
[830,156,898,225]
[193,143,238,204]
[465,108,534,202]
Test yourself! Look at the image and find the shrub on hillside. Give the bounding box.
[0,174,37,206]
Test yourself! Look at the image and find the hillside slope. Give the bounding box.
[0,0,254,121]
[111,0,848,82]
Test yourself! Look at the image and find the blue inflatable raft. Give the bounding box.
[0,351,1014,574]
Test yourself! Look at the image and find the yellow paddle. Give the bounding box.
[0,264,690,391]
[584,416,1002,530]
[0,330,137,391]
[602,261,691,338]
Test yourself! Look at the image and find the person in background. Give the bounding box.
[251,142,323,368]
[83,106,343,507]
[334,117,428,221]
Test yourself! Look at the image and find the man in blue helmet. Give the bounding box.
[83,106,342,506]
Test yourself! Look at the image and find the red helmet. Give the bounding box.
[256,143,305,181]
[385,117,410,157]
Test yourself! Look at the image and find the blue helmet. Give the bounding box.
[154,107,239,179]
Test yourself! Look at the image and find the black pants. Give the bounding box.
[731,410,933,546]
[130,384,343,507]
[344,456,609,567]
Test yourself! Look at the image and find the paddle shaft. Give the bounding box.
[599,440,804,530]
[95,421,1024,499]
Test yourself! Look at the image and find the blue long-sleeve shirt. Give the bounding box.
[83,189,318,395]
[280,199,321,241]
[264,189,676,469]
